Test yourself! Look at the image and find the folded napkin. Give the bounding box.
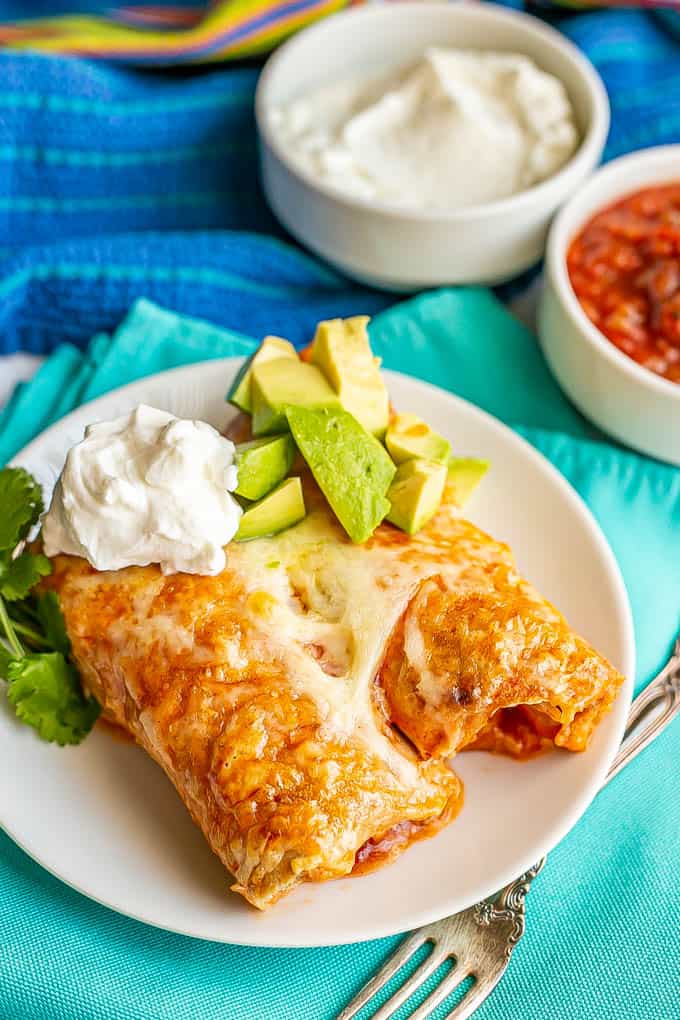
[1,292,678,1020]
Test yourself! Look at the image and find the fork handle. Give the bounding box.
[603,650,680,787]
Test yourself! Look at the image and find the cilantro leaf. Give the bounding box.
[6,652,100,745]
[0,467,44,553]
[0,552,51,601]
[35,592,71,656]
[0,642,13,678]
[0,467,99,747]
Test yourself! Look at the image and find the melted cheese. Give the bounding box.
[223,509,433,784]
[220,505,525,783]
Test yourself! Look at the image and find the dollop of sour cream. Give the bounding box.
[270,48,579,211]
[42,404,242,575]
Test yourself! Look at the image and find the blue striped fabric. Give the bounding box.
[0,56,272,267]
[0,9,678,352]
[563,10,680,161]
[0,232,391,354]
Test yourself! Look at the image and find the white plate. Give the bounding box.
[2,361,634,947]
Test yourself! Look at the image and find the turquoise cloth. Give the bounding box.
[1,294,679,1020]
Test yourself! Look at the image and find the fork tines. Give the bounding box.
[336,927,492,1020]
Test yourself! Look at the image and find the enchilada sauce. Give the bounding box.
[352,792,463,875]
[567,183,680,383]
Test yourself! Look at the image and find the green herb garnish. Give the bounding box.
[0,467,100,745]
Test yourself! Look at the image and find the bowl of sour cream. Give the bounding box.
[255,1,609,290]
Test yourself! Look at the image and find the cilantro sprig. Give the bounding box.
[0,467,100,745]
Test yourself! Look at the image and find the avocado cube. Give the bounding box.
[311,317,390,437]
[227,335,298,413]
[447,457,490,507]
[251,359,340,436]
[385,413,451,465]
[235,477,306,541]
[235,434,296,501]
[286,406,396,544]
[387,458,447,535]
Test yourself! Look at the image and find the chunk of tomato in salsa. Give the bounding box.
[567,183,680,383]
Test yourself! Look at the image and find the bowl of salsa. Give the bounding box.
[568,183,680,383]
[539,146,680,465]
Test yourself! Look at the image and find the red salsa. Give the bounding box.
[567,183,680,383]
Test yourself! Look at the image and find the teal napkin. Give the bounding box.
[1,293,678,1020]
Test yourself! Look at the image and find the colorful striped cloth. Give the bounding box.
[0,1,678,65]
[0,0,359,64]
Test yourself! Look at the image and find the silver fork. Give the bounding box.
[338,633,680,1020]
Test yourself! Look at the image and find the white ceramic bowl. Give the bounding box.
[538,145,680,466]
[255,2,609,290]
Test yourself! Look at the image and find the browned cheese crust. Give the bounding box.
[43,477,622,908]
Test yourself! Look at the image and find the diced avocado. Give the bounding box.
[447,457,490,507]
[387,458,447,535]
[235,477,306,541]
[385,413,451,465]
[234,434,295,501]
[311,317,390,437]
[251,359,340,436]
[227,335,298,413]
[286,406,396,544]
